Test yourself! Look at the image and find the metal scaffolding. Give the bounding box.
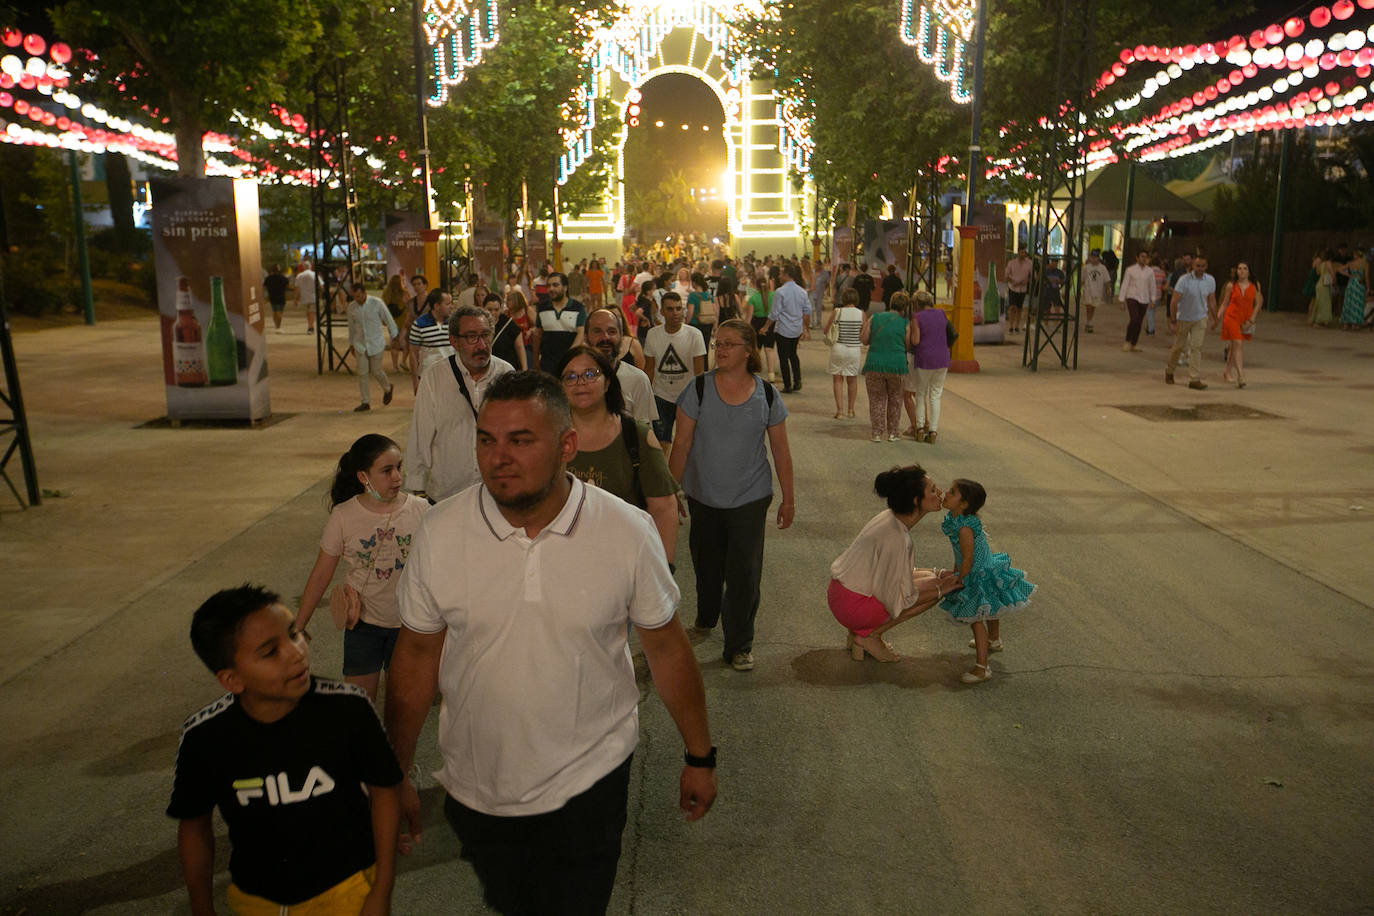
[906,171,943,295]
[309,61,361,375]
[1023,0,1093,371]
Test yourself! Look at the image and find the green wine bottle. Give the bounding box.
[983,261,1002,323]
[205,276,238,386]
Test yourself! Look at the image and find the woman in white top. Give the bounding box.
[823,287,865,419]
[828,465,961,661]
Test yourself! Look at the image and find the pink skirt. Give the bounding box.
[827,579,889,637]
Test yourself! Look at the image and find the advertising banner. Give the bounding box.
[861,220,910,281]
[385,211,429,282]
[832,226,854,268]
[473,222,505,288]
[525,229,548,273]
[152,177,269,421]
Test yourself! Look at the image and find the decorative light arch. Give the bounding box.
[423,0,500,105]
[899,0,975,103]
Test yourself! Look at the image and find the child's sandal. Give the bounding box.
[960,663,992,684]
[968,638,1003,652]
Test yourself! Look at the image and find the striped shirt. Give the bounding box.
[833,306,864,346]
[408,313,450,350]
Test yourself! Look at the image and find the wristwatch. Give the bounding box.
[684,747,718,769]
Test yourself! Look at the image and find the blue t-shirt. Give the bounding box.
[676,372,788,509]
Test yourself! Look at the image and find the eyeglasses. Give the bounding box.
[456,331,493,344]
[561,368,603,386]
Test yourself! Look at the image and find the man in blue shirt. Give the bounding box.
[762,264,811,393]
[1165,254,1217,390]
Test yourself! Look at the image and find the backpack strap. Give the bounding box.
[448,355,478,419]
[619,414,645,509]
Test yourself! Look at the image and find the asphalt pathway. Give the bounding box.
[1,307,1371,914]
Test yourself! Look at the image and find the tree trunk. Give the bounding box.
[103,152,137,251]
[169,93,205,177]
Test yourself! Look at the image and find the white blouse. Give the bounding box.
[829,509,919,618]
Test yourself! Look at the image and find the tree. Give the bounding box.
[1212,127,1374,235]
[50,0,330,175]
[739,0,964,221]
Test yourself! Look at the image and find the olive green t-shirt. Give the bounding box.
[568,420,679,508]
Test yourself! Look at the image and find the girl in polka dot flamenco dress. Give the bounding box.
[938,478,1035,684]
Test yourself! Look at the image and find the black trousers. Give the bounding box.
[687,494,771,660]
[1125,298,1148,345]
[775,334,801,389]
[443,755,633,916]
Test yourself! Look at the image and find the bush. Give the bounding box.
[0,248,76,316]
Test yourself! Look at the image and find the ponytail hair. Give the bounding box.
[329,434,400,507]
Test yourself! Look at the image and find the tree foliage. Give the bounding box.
[50,0,329,175]
[1211,128,1374,235]
[740,0,964,222]
[740,0,1244,213]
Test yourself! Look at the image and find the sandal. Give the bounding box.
[960,663,992,684]
[925,431,938,444]
[968,638,1003,652]
[851,633,899,662]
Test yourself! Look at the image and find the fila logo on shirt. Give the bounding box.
[233,766,336,806]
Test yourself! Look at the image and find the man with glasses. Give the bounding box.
[405,306,514,501]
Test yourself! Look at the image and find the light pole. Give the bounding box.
[964,0,989,210]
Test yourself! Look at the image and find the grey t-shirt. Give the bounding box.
[676,372,788,509]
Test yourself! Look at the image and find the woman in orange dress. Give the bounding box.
[1219,261,1262,389]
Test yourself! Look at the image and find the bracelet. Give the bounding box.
[684,746,718,769]
[935,585,942,599]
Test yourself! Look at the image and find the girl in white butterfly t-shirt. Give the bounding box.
[296,434,428,702]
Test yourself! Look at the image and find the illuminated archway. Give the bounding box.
[522,2,815,255]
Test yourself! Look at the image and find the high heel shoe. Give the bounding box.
[851,633,899,662]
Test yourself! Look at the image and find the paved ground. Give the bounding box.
[2,304,1371,915]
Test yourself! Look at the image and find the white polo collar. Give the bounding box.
[478,473,587,542]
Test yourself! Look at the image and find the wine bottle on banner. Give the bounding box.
[172,277,208,387]
[206,276,238,386]
[983,262,1002,323]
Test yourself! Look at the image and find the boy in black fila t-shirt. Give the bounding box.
[168,585,403,915]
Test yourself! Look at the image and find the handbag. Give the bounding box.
[1241,319,1256,335]
[944,317,958,348]
[824,308,842,345]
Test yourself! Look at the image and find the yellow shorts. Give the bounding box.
[227,866,375,915]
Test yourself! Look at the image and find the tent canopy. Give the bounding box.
[1078,162,1204,223]
[1165,154,1234,214]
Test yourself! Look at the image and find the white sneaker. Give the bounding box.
[730,652,755,671]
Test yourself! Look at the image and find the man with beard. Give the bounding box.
[386,371,716,916]
[578,308,658,426]
[532,272,587,374]
[404,306,514,501]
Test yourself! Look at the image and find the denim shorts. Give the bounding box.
[652,397,678,443]
[342,621,400,675]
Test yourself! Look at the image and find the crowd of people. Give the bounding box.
[171,228,1374,912]
[168,237,1058,915]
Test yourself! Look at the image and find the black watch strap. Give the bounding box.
[684,746,717,768]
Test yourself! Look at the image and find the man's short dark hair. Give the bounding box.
[661,291,682,304]
[550,272,569,287]
[190,584,281,673]
[483,370,572,433]
[351,282,366,293]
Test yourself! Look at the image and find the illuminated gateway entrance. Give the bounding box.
[427,0,816,256]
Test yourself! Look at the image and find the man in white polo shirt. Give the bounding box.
[385,372,716,915]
